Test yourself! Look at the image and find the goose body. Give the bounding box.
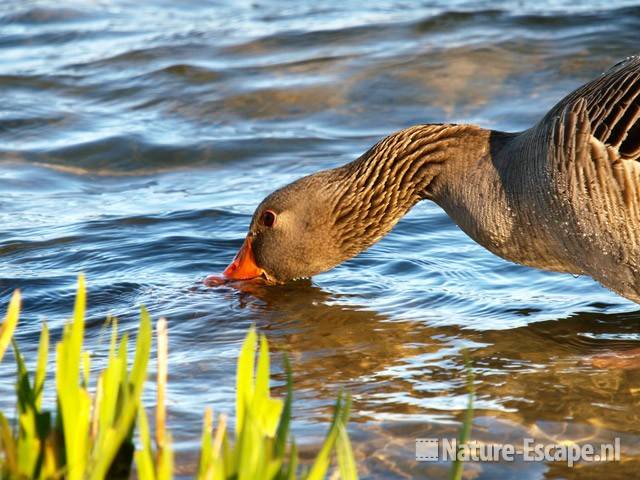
[218,56,640,304]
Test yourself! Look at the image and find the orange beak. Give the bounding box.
[223,236,265,281]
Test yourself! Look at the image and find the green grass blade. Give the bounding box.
[236,327,257,436]
[254,335,283,438]
[210,413,229,478]
[274,355,292,459]
[130,307,152,395]
[135,406,156,480]
[55,275,90,480]
[96,355,124,452]
[336,424,358,480]
[13,339,33,405]
[237,410,263,480]
[109,317,118,358]
[197,408,213,478]
[117,333,130,410]
[450,355,474,480]
[305,394,346,480]
[156,318,168,452]
[89,308,151,480]
[157,433,173,480]
[0,412,17,473]
[265,457,284,480]
[69,275,86,388]
[12,340,41,477]
[156,318,172,480]
[81,351,91,389]
[135,451,155,480]
[35,323,49,410]
[255,335,270,401]
[0,290,20,365]
[285,441,298,480]
[17,409,39,477]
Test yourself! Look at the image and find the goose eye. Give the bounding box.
[261,210,277,228]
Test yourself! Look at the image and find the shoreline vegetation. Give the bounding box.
[0,276,473,479]
[0,276,357,479]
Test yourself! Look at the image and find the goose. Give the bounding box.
[212,56,640,305]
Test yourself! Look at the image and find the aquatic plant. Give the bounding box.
[450,356,474,480]
[0,277,357,479]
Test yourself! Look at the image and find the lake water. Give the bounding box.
[2,0,640,478]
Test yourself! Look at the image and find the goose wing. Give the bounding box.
[536,56,640,301]
[542,56,640,213]
[547,55,640,164]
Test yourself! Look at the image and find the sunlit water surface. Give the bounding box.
[1,0,640,478]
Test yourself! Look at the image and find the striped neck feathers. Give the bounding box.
[327,124,487,257]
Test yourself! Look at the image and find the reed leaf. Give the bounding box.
[274,355,292,459]
[450,354,475,480]
[34,323,49,410]
[0,412,17,473]
[89,307,151,480]
[13,341,42,478]
[0,290,20,365]
[285,441,298,480]
[236,327,257,437]
[336,424,357,480]
[135,406,156,480]
[55,275,91,480]
[305,393,350,480]
[197,408,214,478]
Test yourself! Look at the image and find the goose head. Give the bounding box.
[223,171,350,283]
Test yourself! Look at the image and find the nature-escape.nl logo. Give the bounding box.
[415,438,621,467]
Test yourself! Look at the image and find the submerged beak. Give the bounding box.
[223,235,265,281]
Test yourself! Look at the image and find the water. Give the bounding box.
[2,0,640,478]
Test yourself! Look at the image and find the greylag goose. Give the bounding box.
[214,56,640,304]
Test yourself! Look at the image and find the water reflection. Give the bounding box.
[211,280,640,476]
[218,280,640,426]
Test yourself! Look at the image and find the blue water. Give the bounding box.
[1,1,640,478]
